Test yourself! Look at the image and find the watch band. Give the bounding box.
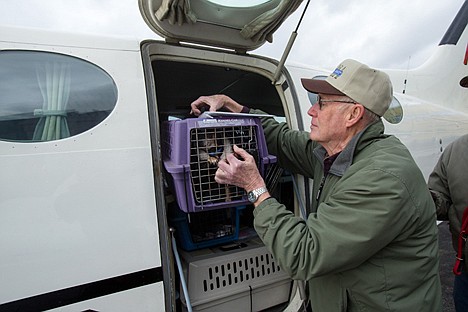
[248,186,268,203]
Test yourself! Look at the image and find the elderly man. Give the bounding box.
[190,59,441,311]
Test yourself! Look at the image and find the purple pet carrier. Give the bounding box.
[163,116,276,213]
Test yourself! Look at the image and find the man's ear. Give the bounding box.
[346,104,365,126]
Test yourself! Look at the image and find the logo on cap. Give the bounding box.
[330,64,346,79]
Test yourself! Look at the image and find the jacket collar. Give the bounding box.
[313,120,385,177]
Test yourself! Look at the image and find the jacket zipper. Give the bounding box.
[316,174,327,203]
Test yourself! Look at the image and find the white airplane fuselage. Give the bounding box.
[0,1,467,311]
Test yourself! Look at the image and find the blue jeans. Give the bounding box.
[454,271,468,312]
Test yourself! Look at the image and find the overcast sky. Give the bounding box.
[0,0,464,71]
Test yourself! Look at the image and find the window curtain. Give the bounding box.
[33,62,71,141]
[155,0,197,26]
[241,0,303,43]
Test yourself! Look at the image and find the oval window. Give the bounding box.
[0,51,117,142]
[382,96,403,124]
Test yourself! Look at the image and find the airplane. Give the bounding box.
[0,0,467,311]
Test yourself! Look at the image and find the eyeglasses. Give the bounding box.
[316,94,357,110]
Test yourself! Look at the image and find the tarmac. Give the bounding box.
[439,221,456,312]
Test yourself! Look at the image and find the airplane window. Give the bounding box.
[0,51,117,142]
[383,96,403,124]
[460,76,468,88]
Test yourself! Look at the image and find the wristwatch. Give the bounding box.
[247,186,268,203]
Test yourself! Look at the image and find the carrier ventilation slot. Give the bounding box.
[202,252,281,292]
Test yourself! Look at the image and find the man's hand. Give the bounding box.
[190,94,244,116]
[215,145,265,193]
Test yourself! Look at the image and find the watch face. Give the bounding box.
[248,191,256,203]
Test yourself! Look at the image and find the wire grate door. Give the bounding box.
[190,125,259,206]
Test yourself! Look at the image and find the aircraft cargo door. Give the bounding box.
[141,40,302,311]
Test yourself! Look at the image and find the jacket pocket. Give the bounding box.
[340,288,348,312]
[344,289,365,312]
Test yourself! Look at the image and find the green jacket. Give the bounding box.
[251,110,441,311]
[428,134,468,262]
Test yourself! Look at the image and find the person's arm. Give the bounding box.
[190,94,318,179]
[428,149,452,220]
[191,95,318,178]
[190,94,245,116]
[253,167,416,279]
